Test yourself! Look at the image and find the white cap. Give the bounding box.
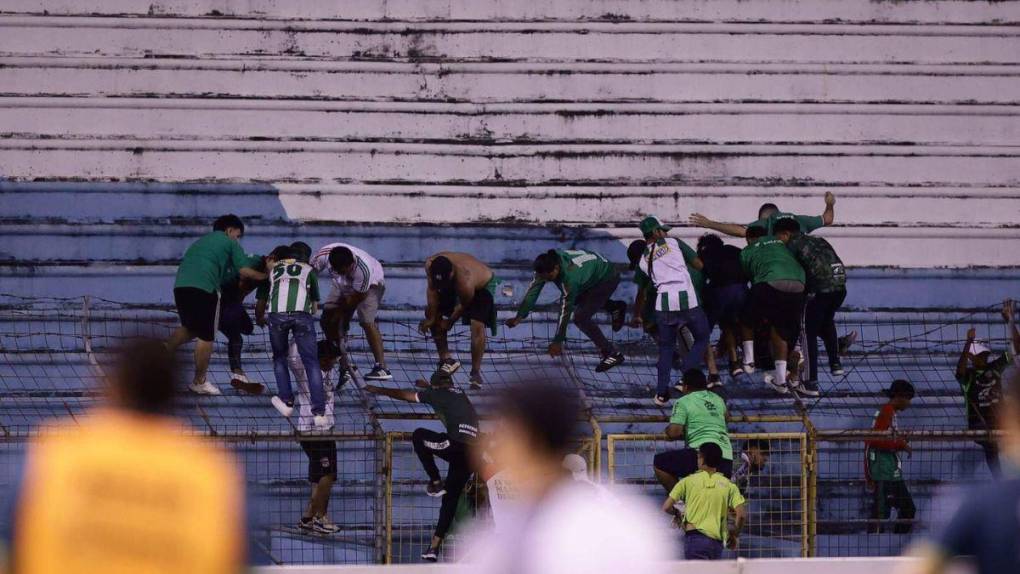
[562,453,589,479]
[969,340,993,356]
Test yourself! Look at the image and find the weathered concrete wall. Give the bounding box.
[1,0,1019,303]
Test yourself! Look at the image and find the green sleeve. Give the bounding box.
[515,275,547,319]
[797,215,825,233]
[729,483,747,509]
[553,278,577,344]
[677,239,698,265]
[307,270,320,302]
[669,477,687,501]
[229,240,251,270]
[739,248,752,277]
[669,399,688,426]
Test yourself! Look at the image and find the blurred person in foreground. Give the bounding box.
[1,338,254,573]
[906,368,1020,574]
[464,379,672,574]
[662,442,747,560]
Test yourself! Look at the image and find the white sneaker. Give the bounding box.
[764,374,790,394]
[189,380,222,395]
[742,362,756,375]
[313,415,329,429]
[313,516,340,534]
[271,396,294,418]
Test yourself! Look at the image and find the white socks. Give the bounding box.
[775,360,788,385]
[742,340,754,365]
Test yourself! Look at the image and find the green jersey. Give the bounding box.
[748,212,824,235]
[670,390,733,460]
[669,470,746,543]
[785,233,846,293]
[174,231,254,294]
[740,236,806,285]
[257,259,320,314]
[515,249,618,343]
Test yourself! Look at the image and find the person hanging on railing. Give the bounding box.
[865,379,916,535]
[730,439,770,496]
[166,214,267,396]
[287,339,343,535]
[907,369,1020,574]
[255,245,329,430]
[688,191,836,239]
[653,369,734,492]
[505,248,627,373]
[954,300,1020,477]
[364,372,479,563]
[218,251,270,396]
[738,225,807,394]
[696,233,749,381]
[662,443,747,560]
[774,217,851,399]
[630,216,711,405]
[310,242,391,381]
[420,252,501,389]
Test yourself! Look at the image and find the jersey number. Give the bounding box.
[272,264,303,280]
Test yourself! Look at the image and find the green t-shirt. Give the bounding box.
[748,212,824,235]
[739,236,806,285]
[670,390,733,460]
[417,387,480,444]
[785,233,845,293]
[516,249,618,343]
[174,232,254,294]
[669,470,746,543]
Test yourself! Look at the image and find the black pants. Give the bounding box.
[871,480,915,534]
[573,274,621,357]
[412,428,472,539]
[218,301,254,372]
[804,289,846,382]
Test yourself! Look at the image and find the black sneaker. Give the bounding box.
[365,364,392,380]
[437,358,461,375]
[609,300,627,332]
[469,370,483,389]
[421,548,439,562]
[595,352,625,373]
[707,373,723,389]
[797,380,821,397]
[831,363,845,376]
[654,393,670,406]
[426,479,447,498]
[838,331,858,356]
[298,517,315,532]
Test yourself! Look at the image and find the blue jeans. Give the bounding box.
[655,308,710,395]
[269,312,325,415]
[684,530,724,560]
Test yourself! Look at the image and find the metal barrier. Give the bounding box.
[607,432,811,558]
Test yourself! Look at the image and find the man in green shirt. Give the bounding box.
[662,442,747,560]
[506,248,627,373]
[688,191,836,238]
[653,370,733,492]
[739,226,806,394]
[166,214,267,395]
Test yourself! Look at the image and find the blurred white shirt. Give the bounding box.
[465,479,673,574]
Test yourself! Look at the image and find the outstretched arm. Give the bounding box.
[1003,300,1019,358]
[822,192,836,226]
[664,423,685,440]
[957,328,975,381]
[364,385,418,403]
[689,213,748,238]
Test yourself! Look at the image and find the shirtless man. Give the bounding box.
[419,252,500,389]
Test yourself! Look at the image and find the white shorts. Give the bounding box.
[324,283,385,324]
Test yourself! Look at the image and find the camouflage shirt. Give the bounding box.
[785,233,846,293]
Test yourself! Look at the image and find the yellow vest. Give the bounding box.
[13,410,246,574]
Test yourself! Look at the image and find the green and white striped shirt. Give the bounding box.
[263,259,320,314]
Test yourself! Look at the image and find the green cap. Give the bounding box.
[429,371,454,387]
[639,216,671,237]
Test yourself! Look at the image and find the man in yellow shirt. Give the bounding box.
[1,338,255,574]
[662,443,747,560]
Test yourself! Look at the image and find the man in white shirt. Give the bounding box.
[311,242,391,380]
[288,339,344,535]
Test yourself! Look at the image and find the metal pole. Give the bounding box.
[384,432,394,565]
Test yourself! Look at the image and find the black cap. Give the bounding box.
[429,256,454,288]
[884,379,915,399]
[627,240,646,271]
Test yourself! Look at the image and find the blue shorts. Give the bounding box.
[704,283,748,329]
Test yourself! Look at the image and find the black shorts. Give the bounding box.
[654,447,733,480]
[439,287,496,329]
[173,287,218,342]
[300,440,338,483]
[743,282,805,346]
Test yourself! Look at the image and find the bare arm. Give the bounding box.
[689,256,704,271]
[728,503,747,549]
[364,385,418,403]
[957,328,974,380]
[632,288,647,326]
[446,271,476,325]
[665,423,685,440]
[661,495,679,515]
[1003,300,1020,357]
[239,267,267,281]
[822,192,836,226]
[689,214,748,238]
[255,298,268,326]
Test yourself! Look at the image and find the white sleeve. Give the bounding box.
[310,251,330,274]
